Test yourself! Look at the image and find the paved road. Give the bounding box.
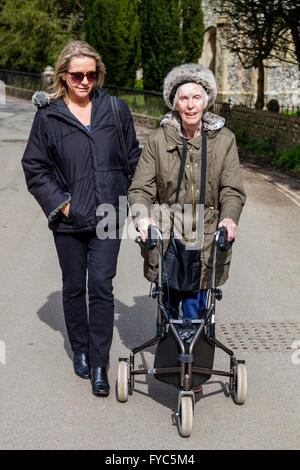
[0,96,300,450]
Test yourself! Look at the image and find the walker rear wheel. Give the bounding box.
[233,363,247,405]
[117,360,129,403]
[178,395,194,438]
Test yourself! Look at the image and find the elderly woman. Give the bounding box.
[22,41,141,396]
[128,63,246,321]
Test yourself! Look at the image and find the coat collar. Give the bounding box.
[34,87,109,135]
[160,110,225,149]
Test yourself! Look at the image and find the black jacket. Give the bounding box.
[22,88,141,232]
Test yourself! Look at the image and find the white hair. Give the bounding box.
[173,83,209,110]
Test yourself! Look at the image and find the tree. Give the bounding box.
[139,0,182,91]
[0,0,85,72]
[277,0,300,69]
[214,0,297,109]
[85,0,140,87]
[52,0,86,40]
[181,0,205,63]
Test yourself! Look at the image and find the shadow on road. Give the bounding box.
[114,295,179,410]
[114,295,229,412]
[36,291,229,412]
[115,295,157,350]
[36,291,73,359]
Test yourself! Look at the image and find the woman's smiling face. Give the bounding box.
[175,83,207,129]
[64,56,97,102]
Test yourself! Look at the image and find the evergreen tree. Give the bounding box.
[139,0,181,91]
[181,0,205,63]
[0,0,85,72]
[85,0,140,87]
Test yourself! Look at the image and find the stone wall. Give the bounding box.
[228,106,300,152]
[6,85,35,101]
[131,112,160,129]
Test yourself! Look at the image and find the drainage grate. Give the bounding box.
[216,321,300,352]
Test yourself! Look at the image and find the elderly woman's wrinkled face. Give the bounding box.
[175,83,207,130]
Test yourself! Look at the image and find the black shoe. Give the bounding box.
[91,367,110,396]
[73,353,91,379]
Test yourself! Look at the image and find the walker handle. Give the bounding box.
[135,225,157,251]
[215,226,234,251]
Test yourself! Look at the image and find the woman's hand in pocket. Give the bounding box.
[61,202,70,217]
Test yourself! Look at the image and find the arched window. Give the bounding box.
[200,27,216,74]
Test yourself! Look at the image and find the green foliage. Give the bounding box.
[139,0,182,91]
[85,0,140,87]
[139,0,205,91]
[0,0,205,91]
[105,90,168,117]
[235,130,276,157]
[275,145,300,173]
[234,129,248,146]
[282,109,300,117]
[0,0,84,72]
[181,0,205,63]
[244,136,276,158]
[235,129,300,173]
[135,78,144,90]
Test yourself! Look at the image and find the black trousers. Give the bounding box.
[53,230,121,367]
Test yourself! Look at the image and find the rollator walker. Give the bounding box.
[116,225,247,438]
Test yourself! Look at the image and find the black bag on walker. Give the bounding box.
[154,324,215,388]
[162,237,201,293]
[162,130,207,293]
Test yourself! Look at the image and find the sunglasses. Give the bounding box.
[67,71,98,84]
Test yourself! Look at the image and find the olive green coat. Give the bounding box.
[128,111,246,289]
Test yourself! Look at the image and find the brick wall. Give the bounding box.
[227,106,300,152]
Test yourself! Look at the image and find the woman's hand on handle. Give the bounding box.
[137,217,156,242]
[218,218,238,242]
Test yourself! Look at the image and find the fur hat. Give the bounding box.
[163,63,217,111]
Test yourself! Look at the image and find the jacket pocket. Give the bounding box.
[67,178,97,227]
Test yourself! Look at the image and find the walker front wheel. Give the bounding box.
[177,395,194,438]
[117,360,129,403]
[233,363,247,405]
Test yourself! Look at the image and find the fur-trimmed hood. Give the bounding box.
[32,90,225,133]
[160,110,225,133]
[163,63,217,111]
[32,91,51,108]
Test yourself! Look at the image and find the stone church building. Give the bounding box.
[199,0,300,108]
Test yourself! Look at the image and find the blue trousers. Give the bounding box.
[164,289,208,319]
